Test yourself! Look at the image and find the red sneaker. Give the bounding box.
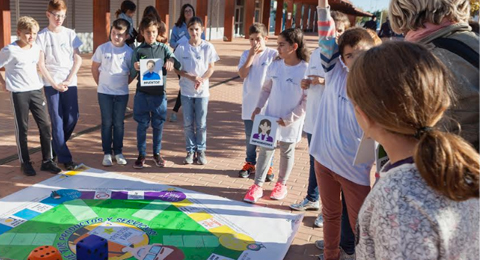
[270,182,287,200]
[243,184,263,203]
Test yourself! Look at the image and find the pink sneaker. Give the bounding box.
[243,184,263,203]
[270,182,288,200]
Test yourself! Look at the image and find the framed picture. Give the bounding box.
[250,115,278,149]
[140,58,163,87]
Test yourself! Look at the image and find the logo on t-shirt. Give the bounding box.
[286,78,294,83]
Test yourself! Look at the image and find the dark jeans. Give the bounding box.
[98,93,129,155]
[340,191,355,255]
[133,92,167,156]
[306,133,319,202]
[44,86,79,163]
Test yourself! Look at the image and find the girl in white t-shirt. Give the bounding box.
[244,28,309,203]
[174,17,219,165]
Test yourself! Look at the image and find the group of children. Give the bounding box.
[0,0,218,175]
[1,0,478,259]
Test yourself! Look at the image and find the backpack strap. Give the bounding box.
[431,37,479,69]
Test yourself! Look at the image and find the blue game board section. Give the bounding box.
[41,189,82,206]
[0,224,12,235]
[13,209,41,220]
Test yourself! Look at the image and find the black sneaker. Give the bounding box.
[21,162,36,176]
[239,162,255,178]
[133,155,146,169]
[64,161,80,171]
[153,154,165,167]
[41,160,62,174]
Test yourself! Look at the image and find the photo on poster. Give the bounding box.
[250,115,278,149]
[140,58,163,87]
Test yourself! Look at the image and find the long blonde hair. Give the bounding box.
[347,41,479,201]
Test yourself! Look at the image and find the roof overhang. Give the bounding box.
[293,0,373,17]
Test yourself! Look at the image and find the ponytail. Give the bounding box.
[115,9,122,18]
[415,129,479,201]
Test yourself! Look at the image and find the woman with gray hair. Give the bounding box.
[389,0,479,150]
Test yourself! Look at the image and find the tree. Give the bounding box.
[471,0,480,17]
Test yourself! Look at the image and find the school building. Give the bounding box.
[0,0,371,53]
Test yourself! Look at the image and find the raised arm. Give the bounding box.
[317,0,339,73]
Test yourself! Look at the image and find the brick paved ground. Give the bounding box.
[0,33,339,260]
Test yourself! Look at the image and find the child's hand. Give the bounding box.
[311,76,325,85]
[249,42,261,56]
[277,118,286,126]
[301,78,312,89]
[134,62,140,71]
[164,59,174,71]
[53,83,68,92]
[251,107,261,121]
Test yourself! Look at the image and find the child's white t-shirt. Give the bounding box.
[92,42,133,95]
[0,42,43,92]
[36,26,83,86]
[174,40,220,98]
[304,48,325,134]
[263,60,308,143]
[238,47,278,120]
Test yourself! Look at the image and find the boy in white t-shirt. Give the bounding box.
[237,23,278,181]
[91,19,133,167]
[0,16,61,176]
[289,47,325,228]
[174,17,219,165]
[36,0,83,171]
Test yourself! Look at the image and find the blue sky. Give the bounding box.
[350,0,390,11]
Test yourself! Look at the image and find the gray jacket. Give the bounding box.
[419,23,479,149]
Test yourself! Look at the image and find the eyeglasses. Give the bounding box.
[184,9,193,13]
[49,11,66,19]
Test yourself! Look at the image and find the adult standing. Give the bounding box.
[389,0,479,150]
[378,18,393,40]
[168,4,206,122]
[363,15,377,31]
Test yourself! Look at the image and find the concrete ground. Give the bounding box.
[0,33,335,260]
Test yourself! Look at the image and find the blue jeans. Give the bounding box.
[98,93,129,155]
[306,133,319,202]
[340,191,355,255]
[44,86,79,163]
[181,95,208,152]
[133,92,167,156]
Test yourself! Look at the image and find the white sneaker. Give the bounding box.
[102,154,113,166]
[314,214,324,228]
[115,154,127,165]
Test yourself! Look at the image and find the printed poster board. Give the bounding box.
[250,115,278,149]
[140,58,163,87]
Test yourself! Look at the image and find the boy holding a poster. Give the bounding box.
[130,16,181,169]
[237,23,278,181]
